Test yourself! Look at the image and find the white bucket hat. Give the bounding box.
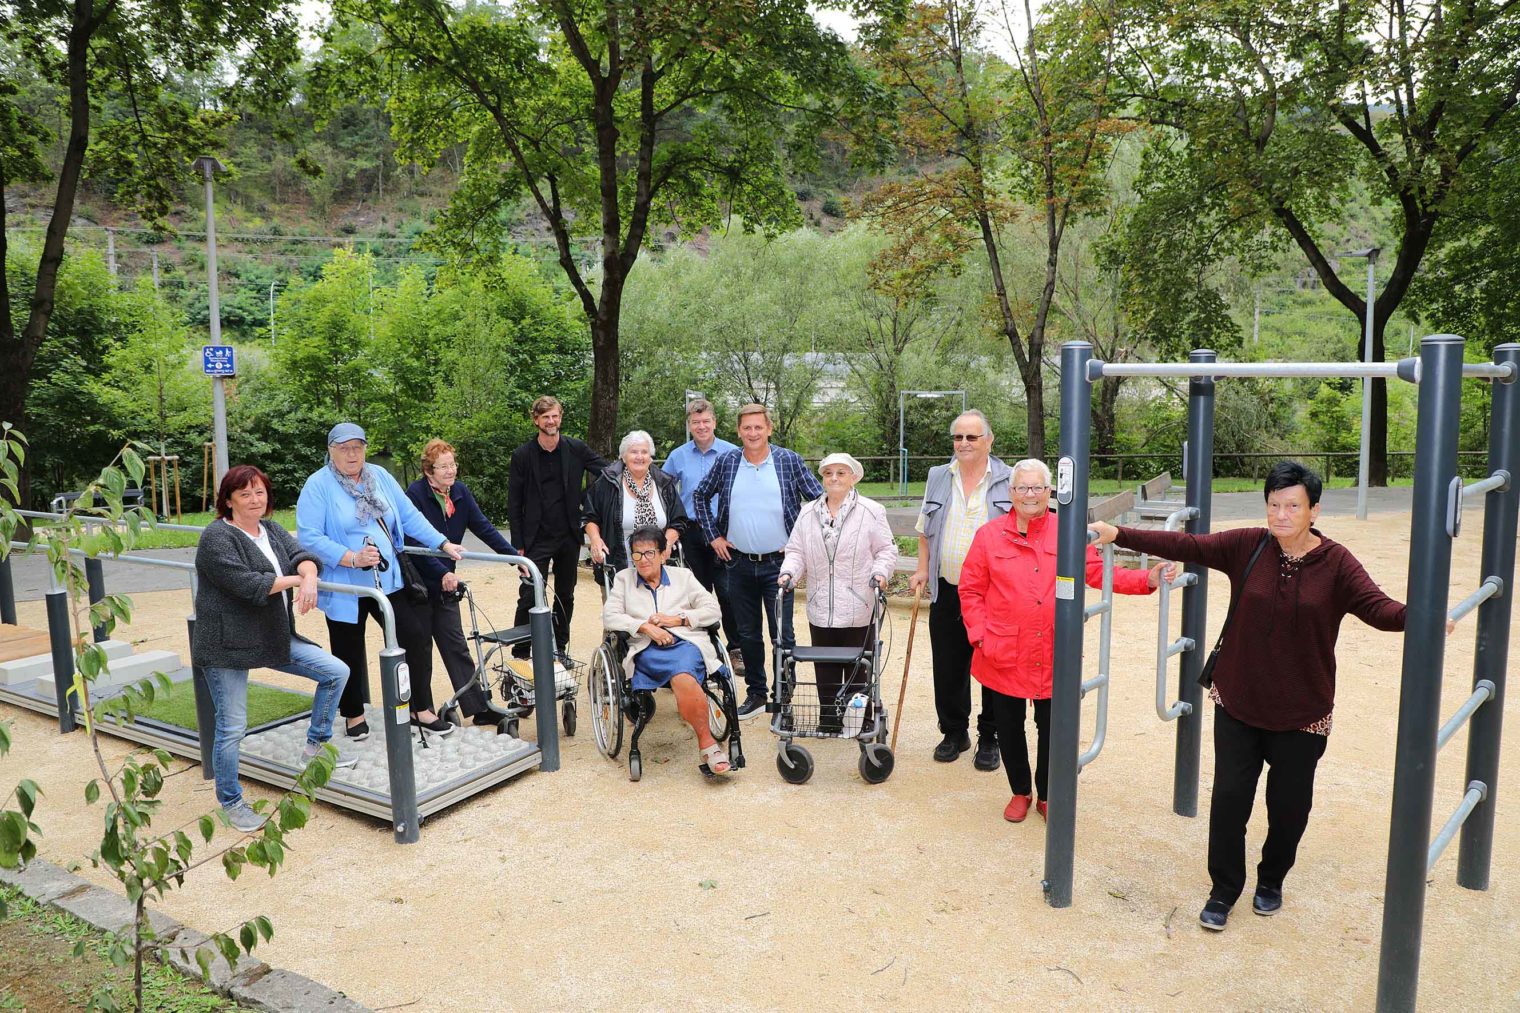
[818,452,864,480]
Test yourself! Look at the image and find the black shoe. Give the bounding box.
[470,711,505,728]
[737,694,766,720]
[1199,899,1231,932]
[932,732,972,762]
[411,714,456,736]
[973,735,1001,771]
[344,720,370,741]
[1252,885,1282,916]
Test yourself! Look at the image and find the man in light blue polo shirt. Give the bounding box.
[694,403,823,718]
[664,398,741,655]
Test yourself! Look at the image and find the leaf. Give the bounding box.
[196,947,213,980]
[199,814,215,843]
[699,879,717,890]
[15,779,39,818]
[85,779,100,804]
[240,922,256,951]
[121,448,145,485]
[255,915,273,943]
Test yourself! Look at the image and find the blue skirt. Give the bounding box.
[631,638,707,691]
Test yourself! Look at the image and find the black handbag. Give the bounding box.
[381,522,431,606]
[1197,533,1271,689]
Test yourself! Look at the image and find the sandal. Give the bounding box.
[700,743,733,776]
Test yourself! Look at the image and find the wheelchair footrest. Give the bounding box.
[790,645,870,666]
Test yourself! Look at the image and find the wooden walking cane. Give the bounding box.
[890,583,925,752]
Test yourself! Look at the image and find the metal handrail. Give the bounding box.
[1078,542,1115,769]
[401,545,545,610]
[1435,681,1497,752]
[1089,359,1515,382]
[17,508,207,534]
[1460,470,1511,499]
[1152,507,1199,722]
[1448,577,1504,625]
[1428,782,1489,873]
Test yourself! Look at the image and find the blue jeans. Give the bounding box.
[204,638,350,808]
[720,553,794,698]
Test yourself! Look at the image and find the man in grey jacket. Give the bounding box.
[909,410,1012,768]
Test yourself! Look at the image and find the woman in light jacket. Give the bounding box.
[778,453,898,733]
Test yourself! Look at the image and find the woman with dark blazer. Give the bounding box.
[405,439,521,726]
[583,430,688,572]
[193,464,354,833]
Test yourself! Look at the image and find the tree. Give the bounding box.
[323,0,885,452]
[862,0,1126,458]
[0,1,301,490]
[1115,0,1520,484]
[270,249,381,422]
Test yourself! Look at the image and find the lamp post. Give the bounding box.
[194,155,229,489]
[1340,247,1380,521]
[898,389,968,495]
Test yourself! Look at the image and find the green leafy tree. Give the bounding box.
[271,249,381,423]
[321,0,885,452]
[0,0,301,478]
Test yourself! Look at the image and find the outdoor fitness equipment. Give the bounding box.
[1042,337,1518,1013]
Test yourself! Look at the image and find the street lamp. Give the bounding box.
[194,154,229,488]
[899,389,968,496]
[1339,246,1380,521]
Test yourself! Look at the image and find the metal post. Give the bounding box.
[150,249,160,291]
[106,228,116,279]
[195,155,229,487]
[1456,342,1519,889]
[0,556,16,625]
[529,606,560,772]
[898,392,907,497]
[1356,250,1380,521]
[1043,340,1093,909]
[1375,334,1465,1013]
[1174,349,1216,817]
[187,616,215,777]
[269,281,277,345]
[85,557,107,643]
[45,588,77,734]
[378,645,419,844]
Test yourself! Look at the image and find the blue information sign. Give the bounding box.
[202,345,236,377]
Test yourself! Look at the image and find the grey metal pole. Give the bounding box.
[85,557,108,643]
[898,393,907,497]
[45,588,77,734]
[529,606,560,771]
[106,228,116,280]
[378,645,420,844]
[269,281,276,345]
[1174,349,1216,817]
[0,556,16,625]
[1456,342,1519,889]
[1357,251,1379,521]
[196,156,229,487]
[1375,333,1465,1013]
[187,616,216,777]
[1043,340,1093,909]
[150,249,160,291]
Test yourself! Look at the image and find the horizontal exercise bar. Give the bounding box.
[1165,506,1198,532]
[1448,577,1505,624]
[1427,782,1489,873]
[1460,470,1512,499]
[1080,673,1108,698]
[402,545,547,610]
[1087,358,1515,383]
[1084,599,1111,620]
[1436,680,1497,752]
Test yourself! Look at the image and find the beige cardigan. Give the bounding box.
[602,565,724,678]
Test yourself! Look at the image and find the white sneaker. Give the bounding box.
[302,742,359,769]
[222,802,266,834]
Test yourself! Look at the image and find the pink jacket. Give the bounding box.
[780,493,899,629]
[960,511,1154,699]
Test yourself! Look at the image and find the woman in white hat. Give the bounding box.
[778,453,898,733]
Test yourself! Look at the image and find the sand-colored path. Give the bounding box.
[2,509,1517,1011]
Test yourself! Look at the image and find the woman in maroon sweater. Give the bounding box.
[1091,461,1409,933]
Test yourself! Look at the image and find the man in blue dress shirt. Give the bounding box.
[693,403,823,719]
[663,398,741,658]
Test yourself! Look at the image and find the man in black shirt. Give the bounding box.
[507,396,609,660]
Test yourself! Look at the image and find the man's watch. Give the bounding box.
[678,611,688,627]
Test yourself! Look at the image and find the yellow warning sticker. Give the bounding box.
[1055,576,1076,600]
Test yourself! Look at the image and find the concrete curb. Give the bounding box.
[0,858,369,1011]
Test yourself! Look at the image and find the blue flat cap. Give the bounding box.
[327,422,367,445]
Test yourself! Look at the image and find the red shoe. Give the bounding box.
[1036,799,1048,822]
[1003,794,1032,823]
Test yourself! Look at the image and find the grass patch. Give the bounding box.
[0,885,237,1012]
[135,679,311,731]
[124,509,298,550]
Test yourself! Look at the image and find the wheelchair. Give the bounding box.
[586,565,746,781]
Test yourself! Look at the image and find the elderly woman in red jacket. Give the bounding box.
[960,459,1171,825]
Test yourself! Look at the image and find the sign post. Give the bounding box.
[194,154,229,488]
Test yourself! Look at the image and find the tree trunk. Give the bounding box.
[586,268,625,456]
[1092,375,1122,463]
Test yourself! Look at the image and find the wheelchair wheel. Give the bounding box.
[562,699,577,737]
[629,751,643,782]
[588,643,623,759]
[704,684,730,742]
[859,742,894,784]
[776,743,814,785]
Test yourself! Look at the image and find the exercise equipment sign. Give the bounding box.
[202,345,236,377]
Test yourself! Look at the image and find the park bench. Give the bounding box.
[49,488,147,514]
[1132,471,1185,521]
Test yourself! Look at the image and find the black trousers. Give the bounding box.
[430,591,489,716]
[513,534,581,657]
[1208,705,1329,905]
[327,590,436,718]
[680,529,740,649]
[808,623,874,732]
[928,579,996,739]
[986,689,1049,798]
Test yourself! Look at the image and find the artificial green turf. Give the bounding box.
[135,680,311,731]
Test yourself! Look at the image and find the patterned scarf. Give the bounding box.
[818,490,857,565]
[625,468,659,530]
[329,460,390,525]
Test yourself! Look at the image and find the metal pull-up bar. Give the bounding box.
[1086,356,1516,383]
[1077,535,1115,770]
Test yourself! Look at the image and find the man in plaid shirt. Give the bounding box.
[694,403,823,718]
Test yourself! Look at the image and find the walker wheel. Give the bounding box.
[562,700,577,737]
[729,739,745,769]
[776,744,814,785]
[859,743,894,784]
[504,718,520,739]
[629,752,643,782]
[441,705,462,728]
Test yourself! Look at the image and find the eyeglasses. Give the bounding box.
[631,549,662,561]
[1014,484,1050,496]
[332,442,366,454]
[951,434,983,442]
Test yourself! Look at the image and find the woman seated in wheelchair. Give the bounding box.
[602,525,734,775]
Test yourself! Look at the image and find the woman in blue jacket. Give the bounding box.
[405,439,521,726]
[297,423,464,740]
